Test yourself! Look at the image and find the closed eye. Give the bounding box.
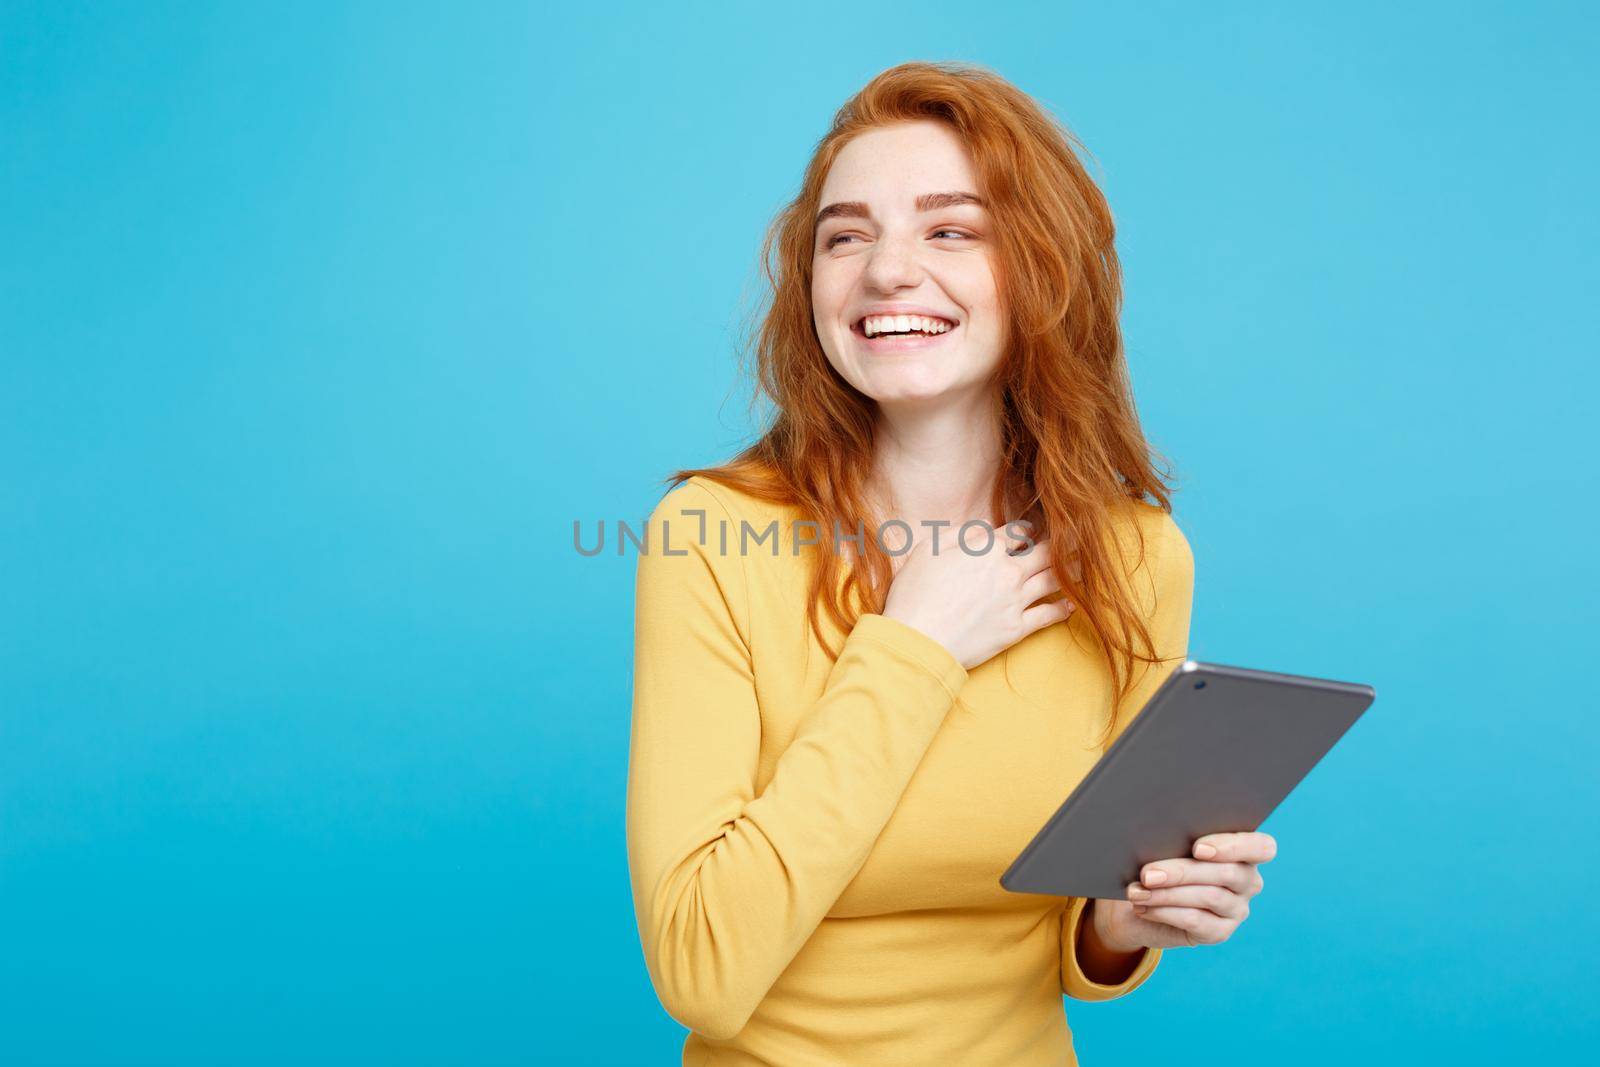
[825,228,974,248]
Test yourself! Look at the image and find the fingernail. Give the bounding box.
[1194,842,1217,859]
[1144,869,1167,886]
[1129,886,1151,901]
[1133,905,1147,915]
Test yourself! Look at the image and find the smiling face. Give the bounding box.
[811,120,1005,409]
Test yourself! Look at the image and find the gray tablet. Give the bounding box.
[1000,660,1375,900]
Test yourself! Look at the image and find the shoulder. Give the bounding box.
[1103,501,1194,609]
[639,475,805,586]
[646,475,795,537]
[646,476,728,528]
[1135,503,1192,569]
[635,475,804,637]
[1105,499,1189,561]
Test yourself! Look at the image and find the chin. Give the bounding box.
[864,375,960,409]
[856,366,976,406]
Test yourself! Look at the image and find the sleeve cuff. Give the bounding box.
[1061,896,1162,1001]
[847,613,969,697]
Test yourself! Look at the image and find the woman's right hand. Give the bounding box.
[880,520,1073,670]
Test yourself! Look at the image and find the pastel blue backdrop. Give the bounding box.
[3,2,1594,1063]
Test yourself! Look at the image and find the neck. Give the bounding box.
[867,385,1005,535]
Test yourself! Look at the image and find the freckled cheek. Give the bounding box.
[811,269,851,319]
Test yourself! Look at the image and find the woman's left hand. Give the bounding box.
[1092,831,1276,950]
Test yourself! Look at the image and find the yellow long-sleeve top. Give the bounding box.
[627,475,1195,1066]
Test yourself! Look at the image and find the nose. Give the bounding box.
[861,229,924,293]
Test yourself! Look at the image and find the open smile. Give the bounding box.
[850,314,961,353]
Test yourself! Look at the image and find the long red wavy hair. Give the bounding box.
[665,60,1181,743]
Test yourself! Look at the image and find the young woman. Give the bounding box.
[626,61,1276,1066]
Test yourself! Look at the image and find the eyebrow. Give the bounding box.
[814,190,987,230]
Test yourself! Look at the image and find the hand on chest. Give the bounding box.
[758,620,1115,918]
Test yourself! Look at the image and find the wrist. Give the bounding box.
[1079,900,1146,978]
[880,609,956,660]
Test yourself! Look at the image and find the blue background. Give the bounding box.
[3,2,1595,1062]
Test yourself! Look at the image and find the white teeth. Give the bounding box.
[860,314,954,338]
